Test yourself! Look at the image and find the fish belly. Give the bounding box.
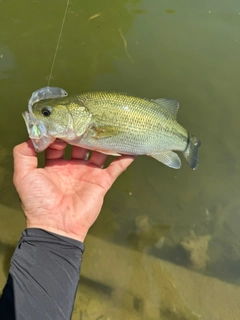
[70,123,187,156]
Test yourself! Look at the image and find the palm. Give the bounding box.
[14,140,135,241]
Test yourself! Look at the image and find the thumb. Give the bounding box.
[13,139,38,181]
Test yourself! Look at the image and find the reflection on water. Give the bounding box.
[1,0,240,319]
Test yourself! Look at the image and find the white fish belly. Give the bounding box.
[76,127,187,155]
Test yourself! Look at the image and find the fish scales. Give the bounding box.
[71,92,187,154]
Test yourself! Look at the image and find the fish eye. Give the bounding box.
[41,106,52,117]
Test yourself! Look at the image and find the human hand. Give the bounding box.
[13,140,135,242]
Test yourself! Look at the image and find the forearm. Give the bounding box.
[0,228,84,320]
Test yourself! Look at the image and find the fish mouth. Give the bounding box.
[22,111,55,152]
[22,86,68,152]
[22,111,45,138]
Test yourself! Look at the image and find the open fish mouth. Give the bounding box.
[22,111,54,152]
[22,86,68,152]
[22,111,46,139]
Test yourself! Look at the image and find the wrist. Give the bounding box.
[26,221,89,242]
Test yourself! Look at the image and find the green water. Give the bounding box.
[1,0,240,318]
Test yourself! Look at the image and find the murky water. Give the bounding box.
[1,0,240,319]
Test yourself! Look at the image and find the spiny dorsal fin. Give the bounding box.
[153,98,179,118]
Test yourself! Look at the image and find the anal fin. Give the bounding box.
[149,151,181,169]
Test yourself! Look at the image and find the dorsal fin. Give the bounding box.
[153,98,179,118]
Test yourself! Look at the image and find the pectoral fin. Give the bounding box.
[91,125,121,139]
[149,151,181,169]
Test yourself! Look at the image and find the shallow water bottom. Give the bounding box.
[0,205,240,320]
[76,234,240,320]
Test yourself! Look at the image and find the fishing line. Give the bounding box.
[48,0,70,86]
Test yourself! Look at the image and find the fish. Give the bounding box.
[22,87,201,169]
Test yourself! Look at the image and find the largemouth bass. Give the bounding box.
[23,87,201,169]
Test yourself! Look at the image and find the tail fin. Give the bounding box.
[183,134,201,170]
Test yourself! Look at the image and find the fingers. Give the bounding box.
[105,155,136,182]
[71,147,109,168]
[71,146,89,160]
[88,151,108,168]
[45,140,67,160]
[13,139,37,178]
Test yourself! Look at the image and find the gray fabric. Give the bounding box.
[0,228,84,320]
